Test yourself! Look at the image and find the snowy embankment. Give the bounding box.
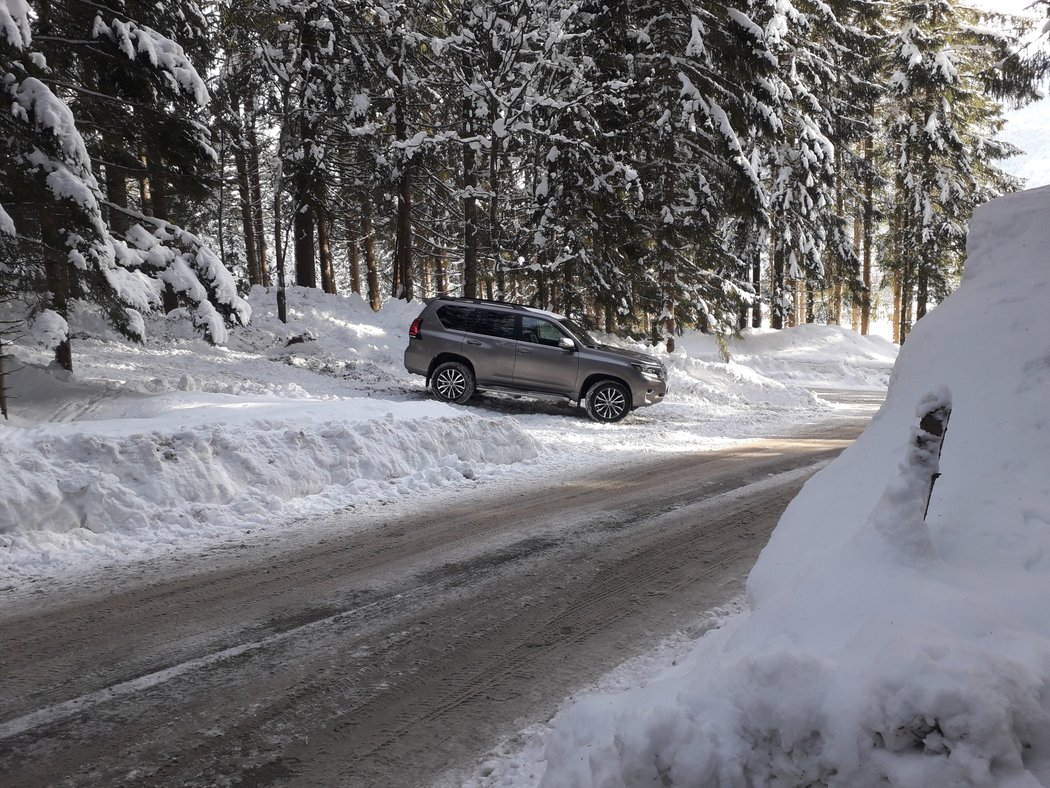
[525,186,1050,787]
[0,287,892,584]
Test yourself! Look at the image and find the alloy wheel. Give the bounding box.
[435,368,467,400]
[593,386,627,420]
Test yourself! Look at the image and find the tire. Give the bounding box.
[431,361,476,404]
[584,380,631,423]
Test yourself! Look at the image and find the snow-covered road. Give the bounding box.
[0,399,876,787]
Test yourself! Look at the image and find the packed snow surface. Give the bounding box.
[471,185,1050,787]
[0,287,892,589]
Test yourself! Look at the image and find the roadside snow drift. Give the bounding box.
[0,403,535,568]
[540,185,1050,787]
[0,292,541,577]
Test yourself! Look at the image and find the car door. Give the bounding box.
[462,308,519,385]
[514,315,580,394]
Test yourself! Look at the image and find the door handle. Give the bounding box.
[518,348,533,354]
[465,338,482,346]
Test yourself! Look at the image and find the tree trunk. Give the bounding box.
[437,248,449,295]
[416,225,434,299]
[901,262,913,344]
[217,123,227,270]
[832,144,844,325]
[0,336,7,419]
[659,244,676,351]
[362,201,381,312]
[294,4,320,291]
[422,253,433,299]
[752,250,761,329]
[348,228,362,296]
[861,136,874,336]
[147,156,168,222]
[771,231,785,330]
[232,113,260,285]
[146,154,180,314]
[139,148,151,217]
[391,231,400,298]
[394,169,412,300]
[892,272,902,346]
[40,211,73,371]
[318,208,336,294]
[657,75,677,352]
[490,135,503,299]
[245,95,270,287]
[393,59,413,302]
[852,195,862,332]
[898,194,913,345]
[294,208,316,288]
[462,98,479,299]
[274,184,288,323]
[103,136,131,236]
[916,269,928,321]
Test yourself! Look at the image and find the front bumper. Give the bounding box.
[643,381,667,406]
[628,375,667,408]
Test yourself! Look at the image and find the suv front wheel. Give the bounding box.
[584,380,631,423]
[431,361,476,404]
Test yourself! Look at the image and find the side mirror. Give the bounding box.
[558,336,576,352]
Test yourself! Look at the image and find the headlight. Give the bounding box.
[632,362,664,380]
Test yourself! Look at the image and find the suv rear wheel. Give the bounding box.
[584,380,631,423]
[431,361,476,404]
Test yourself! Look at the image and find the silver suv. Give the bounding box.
[404,297,667,422]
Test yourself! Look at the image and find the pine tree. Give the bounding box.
[528,1,780,346]
[1,0,249,370]
[634,0,778,348]
[0,200,18,419]
[441,0,539,300]
[520,2,639,323]
[750,0,864,329]
[881,0,1045,342]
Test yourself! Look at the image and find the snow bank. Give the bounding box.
[0,404,535,576]
[677,325,899,390]
[0,289,538,578]
[540,186,1050,787]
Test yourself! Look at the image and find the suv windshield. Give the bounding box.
[558,317,597,348]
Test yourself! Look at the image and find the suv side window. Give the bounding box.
[436,305,475,332]
[520,316,568,347]
[473,309,518,339]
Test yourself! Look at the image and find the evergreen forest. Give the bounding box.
[2,0,1049,372]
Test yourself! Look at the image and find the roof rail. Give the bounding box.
[442,296,529,311]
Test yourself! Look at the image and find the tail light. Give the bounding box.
[409,317,422,339]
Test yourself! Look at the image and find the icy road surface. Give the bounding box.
[0,396,878,787]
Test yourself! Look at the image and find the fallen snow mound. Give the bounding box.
[541,185,1050,787]
[0,403,537,578]
[677,324,898,390]
[740,325,898,390]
